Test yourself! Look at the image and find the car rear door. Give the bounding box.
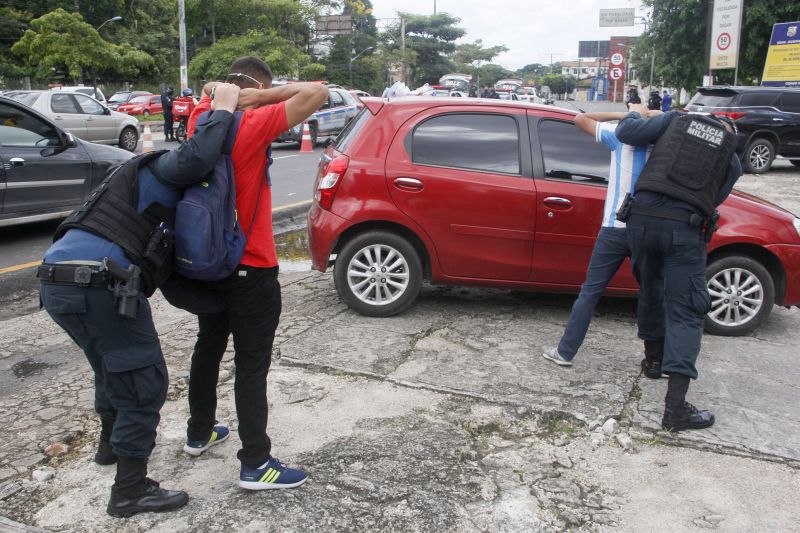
[385,106,536,281]
[778,92,800,157]
[151,95,163,114]
[49,93,87,139]
[74,93,116,143]
[528,114,638,289]
[0,101,91,216]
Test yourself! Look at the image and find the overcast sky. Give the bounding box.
[370,0,648,70]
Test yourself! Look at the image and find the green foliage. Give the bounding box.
[540,74,576,95]
[0,7,33,80]
[515,63,550,82]
[451,39,508,66]
[189,30,318,80]
[474,64,515,87]
[394,12,465,86]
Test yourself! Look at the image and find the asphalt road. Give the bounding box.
[0,135,322,271]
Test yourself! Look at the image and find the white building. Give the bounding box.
[560,60,607,79]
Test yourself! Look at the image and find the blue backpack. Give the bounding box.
[173,111,271,280]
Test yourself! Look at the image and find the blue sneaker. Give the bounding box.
[542,347,574,367]
[239,457,308,490]
[183,425,229,457]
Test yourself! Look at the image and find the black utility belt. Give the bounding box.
[37,263,110,287]
[627,202,706,228]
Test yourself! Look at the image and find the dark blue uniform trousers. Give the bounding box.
[40,283,167,459]
[626,213,711,379]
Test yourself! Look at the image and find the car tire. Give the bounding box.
[704,254,774,336]
[743,138,775,174]
[333,231,423,317]
[143,110,150,117]
[118,126,138,152]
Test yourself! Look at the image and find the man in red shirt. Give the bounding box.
[182,57,327,490]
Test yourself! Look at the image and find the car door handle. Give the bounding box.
[54,115,63,120]
[772,117,784,121]
[393,177,424,191]
[544,196,572,208]
[9,157,25,166]
[86,117,94,121]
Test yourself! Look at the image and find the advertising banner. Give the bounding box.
[599,9,635,27]
[761,21,800,87]
[709,0,743,70]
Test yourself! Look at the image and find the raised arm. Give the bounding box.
[236,83,330,128]
[574,111,630,136]
[615,106,680,146]
[151,83,240,186]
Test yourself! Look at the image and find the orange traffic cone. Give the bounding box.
[142,124,154,153]
[299,120,313,153]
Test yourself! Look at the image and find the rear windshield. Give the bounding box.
[334,107,371,153]
[6,92,39,107]
[109,93,131,103]
[129,96,151,104]
[688,91,736,107]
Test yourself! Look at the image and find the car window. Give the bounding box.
[335,107,371,153]
[688,92,737,107]
[780,92,800,113]
[151,96,160,104]
[6,92,40,107]
[109,92,130,103]
[739,92,779,107]
[74,94,105,115]
[412,113,520,174]
[130,96,151,104]
[340,91,356,105]
[0,102,60,147]
[330,91,345,107]
[538,119,610,184]
[51,94,81,114]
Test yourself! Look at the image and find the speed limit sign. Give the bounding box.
[610,52,624,66]
[609,67,623,80]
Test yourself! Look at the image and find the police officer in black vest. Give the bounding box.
[615,103,742,432]
[37,83,241,517]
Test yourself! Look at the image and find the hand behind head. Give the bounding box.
[211,83,240,112]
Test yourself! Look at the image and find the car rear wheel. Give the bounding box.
[743,138,775,174]
[704,255,774,336]
[119,126,138,152]
[334,231,423,317]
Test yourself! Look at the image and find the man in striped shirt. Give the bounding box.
[543,106,666,378]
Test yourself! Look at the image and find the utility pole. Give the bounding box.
[178,0,188,91]
[400,16,406,84]
[434,0,437,15]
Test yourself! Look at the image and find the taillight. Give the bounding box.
[314,154,349,210]
[712,111,748,120]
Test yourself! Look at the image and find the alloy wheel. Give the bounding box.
[749,144,771,171]
[707,267,764,328]
[346,244,410,306]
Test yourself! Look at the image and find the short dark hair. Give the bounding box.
[227,56,273,88]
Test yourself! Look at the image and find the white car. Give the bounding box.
[5,90,139,152]
[51,85,107,105]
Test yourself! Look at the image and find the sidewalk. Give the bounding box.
[1,169,799,531]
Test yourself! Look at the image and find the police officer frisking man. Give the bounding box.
[37,83,242,517]
[615,103,742,432]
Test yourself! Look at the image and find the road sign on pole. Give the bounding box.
[599,8,635,27]
[609,67,623,80]
[761,21,800,87]
[709,0,743,71]
[610,53,624,66]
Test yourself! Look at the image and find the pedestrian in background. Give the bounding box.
[648,90,662,111]
[661,90,673,112]
[625,88,641,109]
[615,103,742,432]
[160,87,175,141]
[37,84,241,517]
[543,110,664,370]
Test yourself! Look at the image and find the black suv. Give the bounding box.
[685,86,800,173]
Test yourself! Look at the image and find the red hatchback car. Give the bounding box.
[117,94,163,116]
[307,98,800,336]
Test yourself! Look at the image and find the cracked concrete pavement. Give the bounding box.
[1,164,799,531]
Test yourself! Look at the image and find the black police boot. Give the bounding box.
[661,374,715,432]
[107,457,188,518]
[640,339,665,379]
[94,416,117,465]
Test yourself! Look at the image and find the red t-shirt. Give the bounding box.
[187,97,288,268]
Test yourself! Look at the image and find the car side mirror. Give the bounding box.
[104,107,111,115]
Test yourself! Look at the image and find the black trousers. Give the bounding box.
[40,283,167,459]
[187,266,281,468]
[163,114,173,137]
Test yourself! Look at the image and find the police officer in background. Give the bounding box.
[37,84,241,517]
[615,103,742,432]
[161,86,175,141]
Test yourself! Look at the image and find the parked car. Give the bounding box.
[107,90,151,110]
[51,85,107,105]
[685,86,800,174]
[117,94,163,116]
[4,90,139,152]
[0,95,133,227]
[307,98,800,336]
[276,87,359,146]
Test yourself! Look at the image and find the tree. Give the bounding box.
[515,63,550,81]
[189,30,323,80]
[321,0,381,90]
[451,39,508,66]
[391,12,465,86]
[0,8,32,84]
[636,0,800,88]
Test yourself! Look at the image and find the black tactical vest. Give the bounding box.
[634,114,737,216]
[54,150,173,295]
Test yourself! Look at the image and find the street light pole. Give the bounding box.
[349,46,374,89]
[93,16,122,99]
[96,15,122,32]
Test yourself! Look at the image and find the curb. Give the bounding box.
[272,200,312,234]
[138,122,164,134]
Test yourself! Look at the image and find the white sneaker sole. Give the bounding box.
[238,477,308,490]
[542,351,573,367]
[183,432,229,457]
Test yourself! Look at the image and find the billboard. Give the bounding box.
[761,21,800,87]
[579,40,610,58]
[599,8,635,27]
[709,0,743,70]
[315,15,352,35]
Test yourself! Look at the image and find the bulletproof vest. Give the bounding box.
[55,151,173,295]
[634,114,737,216]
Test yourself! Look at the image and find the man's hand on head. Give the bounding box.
[202,81,220,97]
[236,88,263,110]
[211,83,240,113]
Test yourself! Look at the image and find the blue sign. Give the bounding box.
[761,21,800,87]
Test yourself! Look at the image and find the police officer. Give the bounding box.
[161,86,175,141]
[37,84,241,517]
[615,104,742,432]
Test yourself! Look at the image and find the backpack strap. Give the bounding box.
[195,110,243,154]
